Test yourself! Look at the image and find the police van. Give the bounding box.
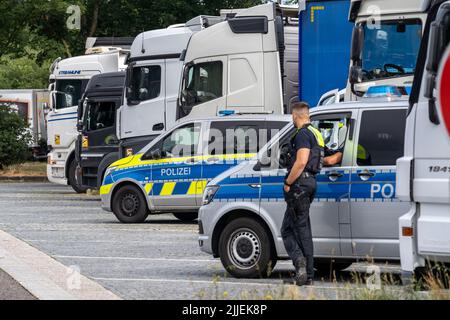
[100,115,289,223]
[198,100,411,278]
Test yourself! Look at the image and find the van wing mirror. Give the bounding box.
[349,65,363,85]
[351,25,364,62]
[427,22,445,74]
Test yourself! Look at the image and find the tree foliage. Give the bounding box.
[0,106,32,169]
[0,0,264,89]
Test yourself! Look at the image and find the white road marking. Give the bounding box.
[54,255,217,263]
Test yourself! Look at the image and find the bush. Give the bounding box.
[0,105,32,169]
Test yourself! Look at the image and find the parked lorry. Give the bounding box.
[177,1,353,122]
[345,0,435,101]
[75,72,125,190]
[47,37,133,192]
[0,89,49,159]
[396,0,450,279]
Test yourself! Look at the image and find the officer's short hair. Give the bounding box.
[291,102,310,117]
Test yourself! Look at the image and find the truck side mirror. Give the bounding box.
[426,22,445,74]
[76,120,83,132]
[349,65,363,85]
[351,25,364,63]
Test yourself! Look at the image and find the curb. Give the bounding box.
[0,176,48,182]
[0,230,121,300]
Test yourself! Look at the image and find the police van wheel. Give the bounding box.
[173,212,198,222]
[112,185,149,223]
[68,160,87,194]
[219,218,276,279]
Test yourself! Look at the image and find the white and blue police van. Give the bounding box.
[198,99,411,278]
[100,114,290,223]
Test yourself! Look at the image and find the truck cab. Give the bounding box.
[118,16,224,159]
[397,0,450,278]
[76,72,125,190]
[346,0,431,101]
[47,38,132,192]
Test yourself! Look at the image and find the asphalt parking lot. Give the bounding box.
[0,182,405,300]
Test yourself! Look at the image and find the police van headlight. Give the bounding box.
[104,166,117,178]
[203,186,220,206]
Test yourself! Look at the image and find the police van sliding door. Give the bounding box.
[350,108,410,259]
[150,122,203,210]
[310,112,354,258]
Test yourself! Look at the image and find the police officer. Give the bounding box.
[281,102,324,286]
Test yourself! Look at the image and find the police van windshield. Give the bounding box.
[361,19,422,81]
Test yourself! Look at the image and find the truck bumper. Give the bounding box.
[47,151,69,186]
[399,204,425,272]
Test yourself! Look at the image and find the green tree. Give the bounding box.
[0,106,32,169]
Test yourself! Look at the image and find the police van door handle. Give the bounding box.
[358,170,375,180]
[206,157,221,164]
[249,184,261,189]
[185,158,200,164]
[327,171,343,181]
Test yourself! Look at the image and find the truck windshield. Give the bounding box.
[83,101,116,132]
[361,19,422,81]
[55,79,87,109]
[180,61,223,110]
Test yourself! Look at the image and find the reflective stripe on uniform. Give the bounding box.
[307,125,325,148]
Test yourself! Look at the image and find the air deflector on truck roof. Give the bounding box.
[228,16,269,34]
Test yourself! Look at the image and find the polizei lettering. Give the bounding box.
[161,167,191,177]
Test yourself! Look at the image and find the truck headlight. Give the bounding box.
[203,185,219,206]
[104,166,117,179]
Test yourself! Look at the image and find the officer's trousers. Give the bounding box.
[281,176,316,279]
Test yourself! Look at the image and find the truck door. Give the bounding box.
[350,108,410,259]
[179,57,227,118]
[121,61,166,141]
[150,122,203,210]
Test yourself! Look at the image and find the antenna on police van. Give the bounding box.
[141,29,146,54]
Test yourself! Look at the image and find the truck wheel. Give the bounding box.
[112,185,149,223]
[218,217,276,278]
[68,160,87,194]
[173,212,198,222]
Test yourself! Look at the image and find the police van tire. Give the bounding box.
[112,185,149,223]
[68,160,87,194]
[219,218,276,279]
[173,212,198,222]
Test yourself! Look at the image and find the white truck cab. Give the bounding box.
[346,0,432,101]
[177,3,288,119]
[397,0,450,279]
[118,16,224,158]
[47,38,132,192]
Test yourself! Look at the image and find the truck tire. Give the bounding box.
[173,212,198,222]
[218,217,276,278]
[112,185,149,223]
[68,159,87,194]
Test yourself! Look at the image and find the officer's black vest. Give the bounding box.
[288,124,325,175]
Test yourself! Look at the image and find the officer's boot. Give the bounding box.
[294,258,308,286]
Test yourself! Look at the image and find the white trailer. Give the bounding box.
[47,38,132,192]
[0,89,49,159]
[396,0,450,280]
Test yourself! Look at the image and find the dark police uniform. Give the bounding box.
[281,123,324,281]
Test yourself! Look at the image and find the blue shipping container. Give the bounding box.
[299,0,353,106]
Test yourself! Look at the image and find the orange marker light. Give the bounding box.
[402,227,414,237]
